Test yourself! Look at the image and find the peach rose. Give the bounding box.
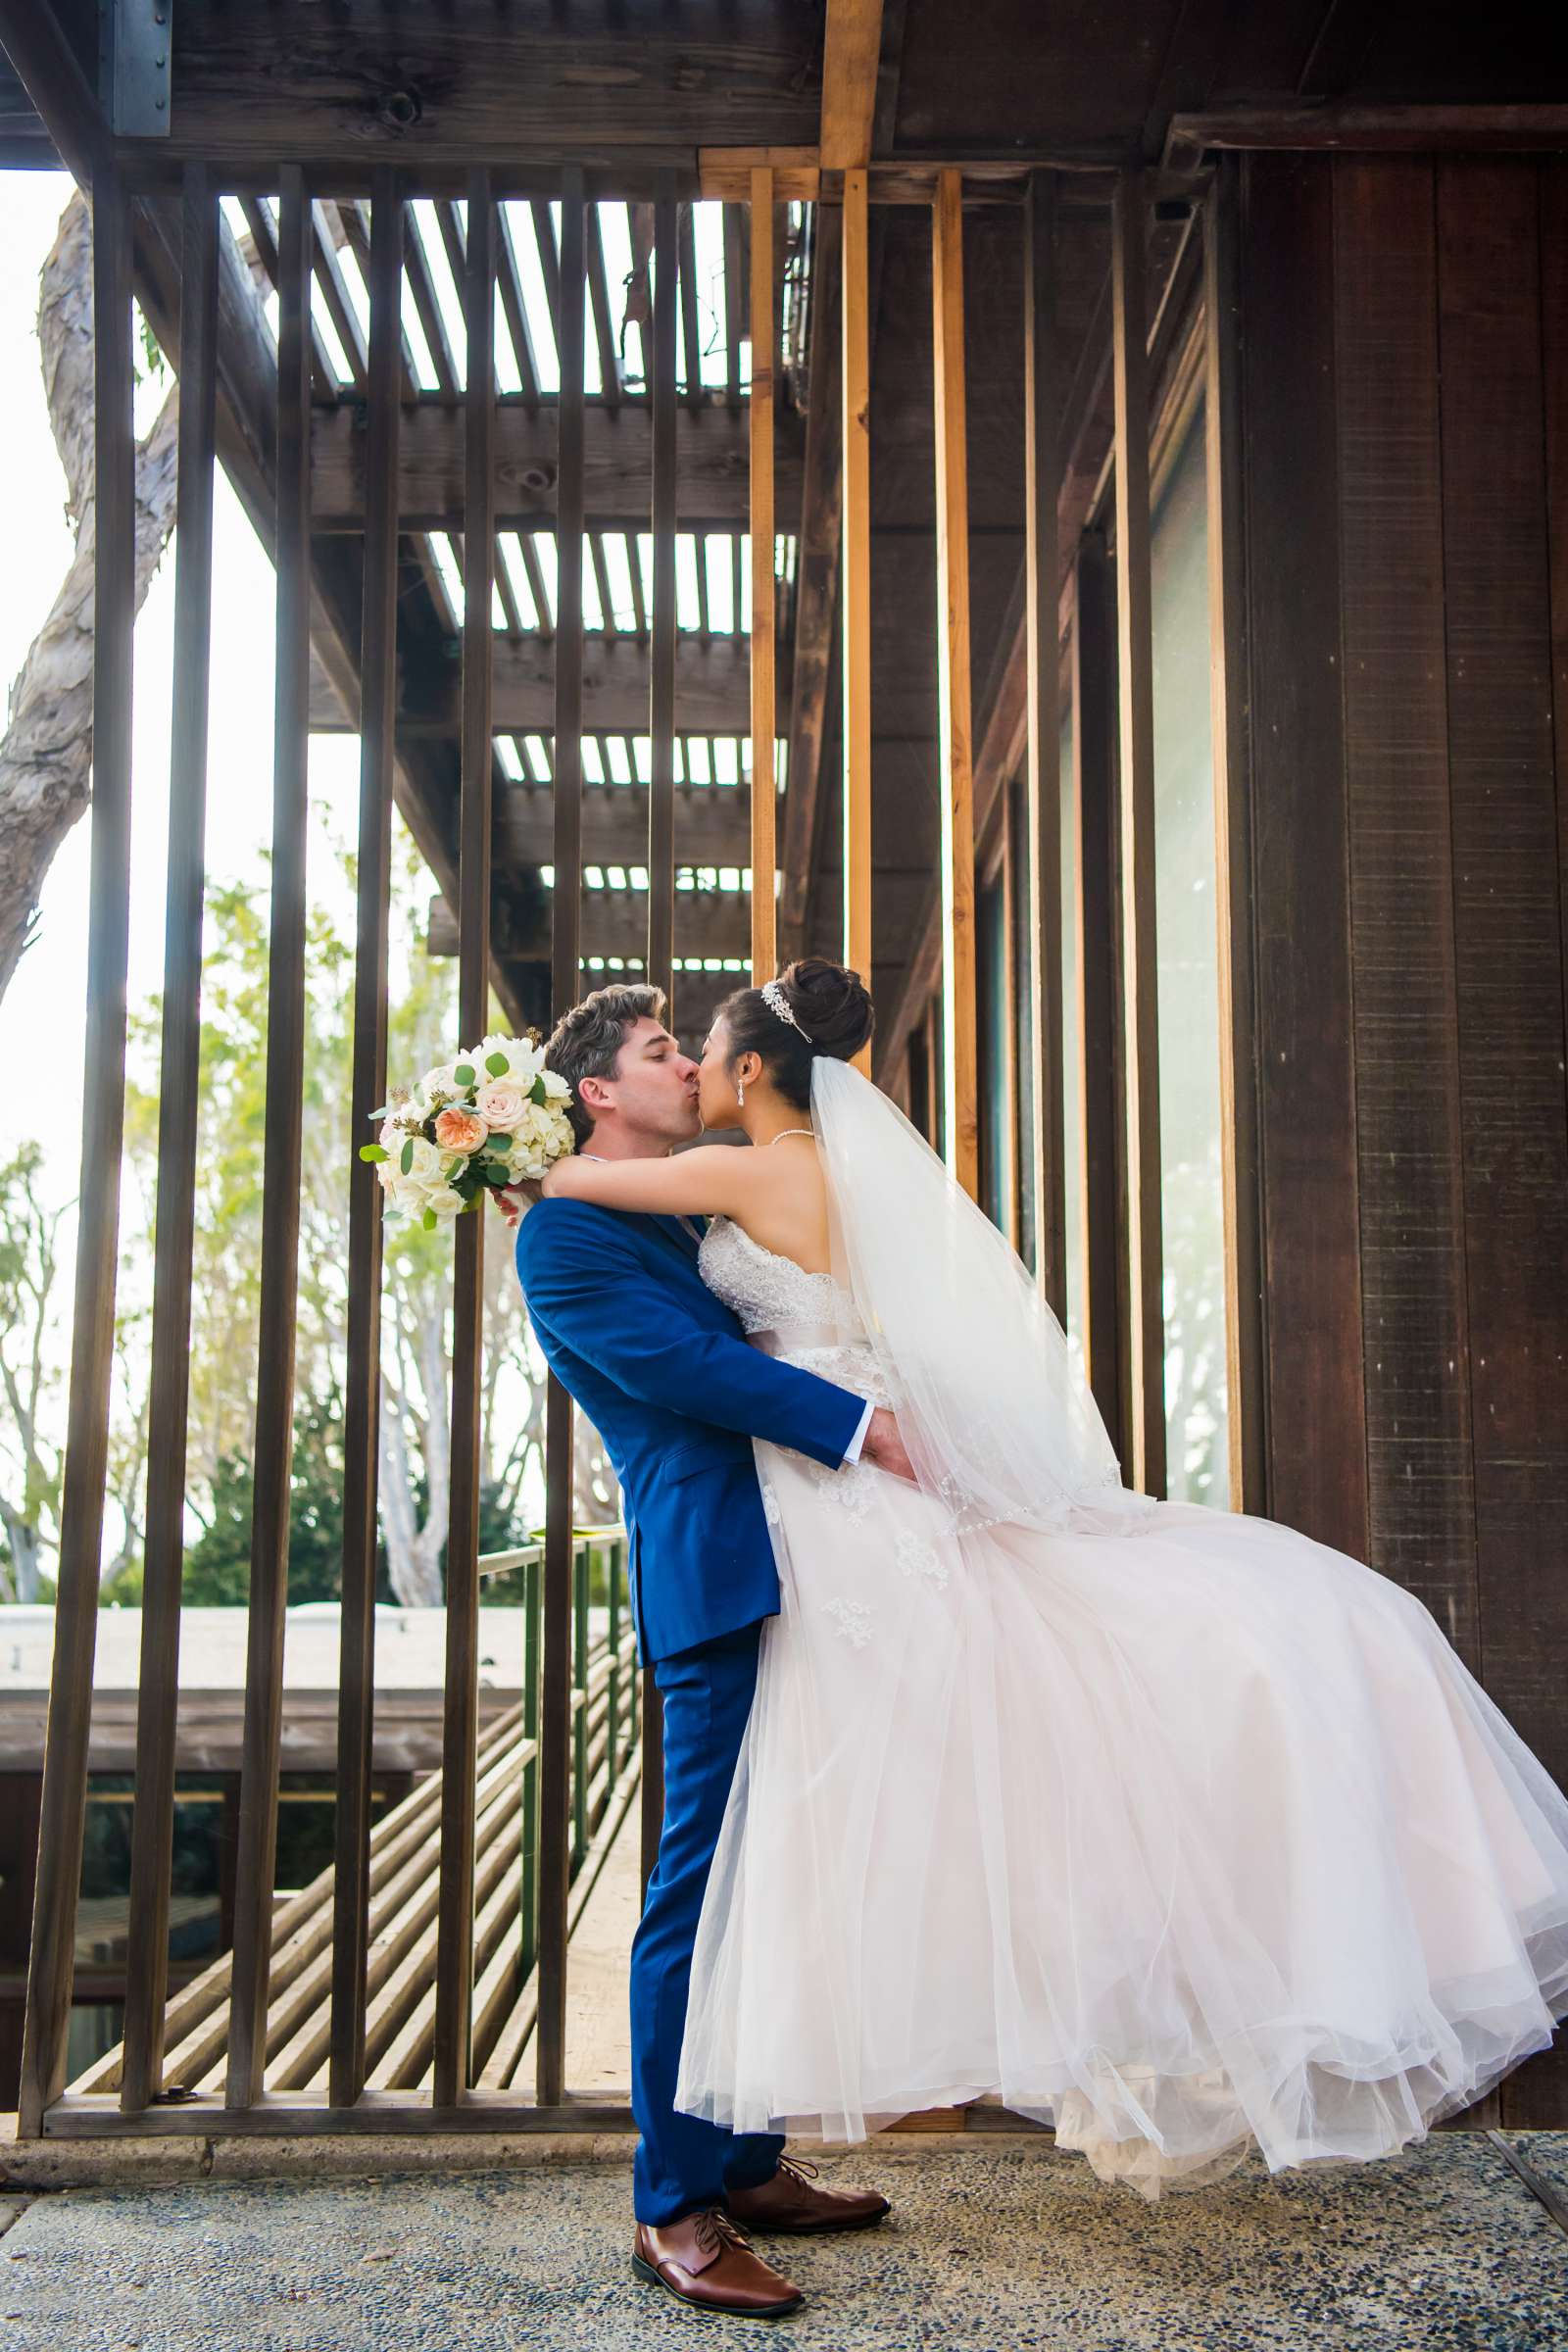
[474,1079,530,1132]
[433,1105,488,1154]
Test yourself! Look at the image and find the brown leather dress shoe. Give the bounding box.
[632,2207,806,2317]
[725,2154,892,2233]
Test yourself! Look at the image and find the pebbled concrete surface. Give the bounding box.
[1,2134,1566,2352]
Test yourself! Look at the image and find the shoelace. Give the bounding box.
[693,2207,754,2259]
[774,2155,822,2188]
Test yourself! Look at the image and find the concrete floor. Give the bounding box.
[2,2132,1567,2352]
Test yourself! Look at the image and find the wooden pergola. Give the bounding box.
[4,0,1567,2150]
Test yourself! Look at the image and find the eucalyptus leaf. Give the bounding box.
[401,1140,415,1175]
[529,1075,546,1104]
[422,1207,437,1231]
[360,1144,389,1163]
[454,1062,476,1086]
[485,1051,510,1076]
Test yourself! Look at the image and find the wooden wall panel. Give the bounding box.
[1238,152,1368,1559]
[1332,158,1478,1656]
[1436,160,1568,1797]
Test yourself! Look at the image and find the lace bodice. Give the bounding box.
[698,1217,893,1408]
[698,1215,860,1337]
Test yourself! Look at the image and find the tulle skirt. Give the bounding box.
[673,1437,1568,2201]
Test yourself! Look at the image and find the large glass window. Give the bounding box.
[1150,398,1229,1505]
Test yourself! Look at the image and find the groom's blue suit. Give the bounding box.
[515,1196,867,2223]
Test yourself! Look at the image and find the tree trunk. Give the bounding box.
[0,188,180,1002]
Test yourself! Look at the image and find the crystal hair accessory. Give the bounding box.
[760,979,808,1037]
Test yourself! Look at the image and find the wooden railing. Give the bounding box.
[64,1535,639,2110]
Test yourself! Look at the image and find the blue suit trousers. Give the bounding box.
[630,1618,785,2223]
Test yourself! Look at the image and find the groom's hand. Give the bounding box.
[859,1405,916,1485]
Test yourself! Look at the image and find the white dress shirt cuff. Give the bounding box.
[842,1398,876,1466]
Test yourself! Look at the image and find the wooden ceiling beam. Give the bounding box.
[429,886,753,963]
[310,632,783,736]
[310,401,805,531]
[496,786,755,870]
[1164,102,1568,172]
[117,3,823,165]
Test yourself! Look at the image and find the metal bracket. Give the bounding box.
[100,0,172,139]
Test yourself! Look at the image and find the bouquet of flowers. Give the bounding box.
[360,1033,576,1229]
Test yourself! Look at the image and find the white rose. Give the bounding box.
[417,1061,467,1110]
[474,1079,530,1132]
[539,1068,570,1102]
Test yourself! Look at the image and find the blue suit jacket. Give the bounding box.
[514,1197,866,1664]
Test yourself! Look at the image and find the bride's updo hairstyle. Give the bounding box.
[715,957,875,1111]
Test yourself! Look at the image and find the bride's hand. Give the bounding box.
[860,1406,917,1485]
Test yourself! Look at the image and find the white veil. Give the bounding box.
[809,1056,1156,1538]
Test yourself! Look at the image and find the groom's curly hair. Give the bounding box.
[544,982,666,1147]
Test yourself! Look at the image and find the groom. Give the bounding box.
[511,983,904,2318]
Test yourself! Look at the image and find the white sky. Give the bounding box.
[0,170,364,1216]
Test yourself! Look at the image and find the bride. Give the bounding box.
[540,956,1568,2200]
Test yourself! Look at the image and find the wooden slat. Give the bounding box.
[224,169,314,2111]
[403,200,460,401]
[931,170,978,1198]
[488,202,541,409]
[1201,159,1268,1518]
[820,0,886,172]
[1071,532,1128,1469]
[329,171,404,2110]
[750,171,777,981]
[432,168,496,2111]
[15,167,133,2139]
[1022,171,1065,1312]
[842,168,873,1051]
[120,168,220,2115]
[1238,153,1367,1559]
[536,168,590,2113]
[587,206,621,411]
[677,200,703,409]
[1109,168,1165,1497]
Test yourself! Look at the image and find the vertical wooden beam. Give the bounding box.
[648,183,678,1009]
[932,170,979,1199]
[641,176,678,1893]
[1109,168,1166,1497]
[842,167,873,1043]
[1072,533,1129,1469]
[1202,159,1268,1517]
[1023,171,1066,1314]
[750,169,777,982]
[121,167,220,2115]
[433,167,496,2111]
[16,166,134,2139]
[536,166,588,2113]
[328,170,403,2110]
[820,0,887,172]
[225,167,313,2110]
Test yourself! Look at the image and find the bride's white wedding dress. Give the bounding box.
[672,1061,1568,2200]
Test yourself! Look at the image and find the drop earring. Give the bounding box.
[737,1076,746,1108]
